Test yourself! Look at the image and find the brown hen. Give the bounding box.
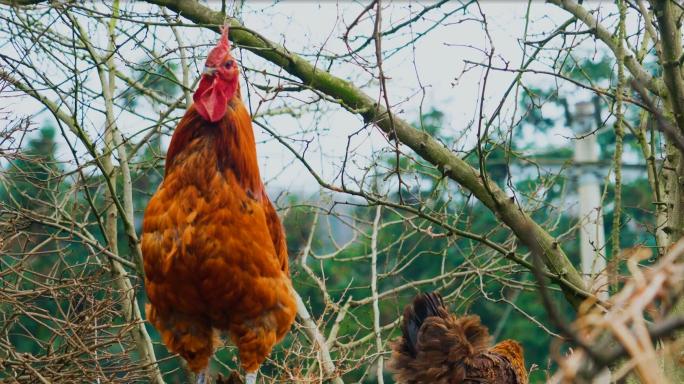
[142,26,296,384]
[389,292,527,384]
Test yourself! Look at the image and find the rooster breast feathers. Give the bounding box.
[143,102,291,317]
[141,101,296,372]
[389,292,528,384]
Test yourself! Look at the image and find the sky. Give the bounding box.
[0,1,621,195]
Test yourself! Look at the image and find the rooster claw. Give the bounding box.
[216,371,244,384]
[196,369,209,384]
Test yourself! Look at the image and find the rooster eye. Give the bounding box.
[224,60,234,68]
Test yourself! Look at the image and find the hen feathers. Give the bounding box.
[389,292,528,384]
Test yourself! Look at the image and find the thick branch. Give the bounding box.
[652,0,684,134]
[146,0,588,307]
[0,0,43,5]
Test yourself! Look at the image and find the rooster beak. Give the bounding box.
[202,66,217,76]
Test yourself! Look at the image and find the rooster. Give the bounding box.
[142,26,297,384]
[389,292,528,383]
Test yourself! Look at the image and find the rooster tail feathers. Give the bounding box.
[399,292,447,358]
[397,292,490,360]
[417,291,445,319]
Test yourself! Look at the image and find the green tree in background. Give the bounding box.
[0,125,61,210]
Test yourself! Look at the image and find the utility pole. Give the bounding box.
[572,100,610,384]
[572,101,608,299]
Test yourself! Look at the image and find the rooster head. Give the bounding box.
[194,25,240,123]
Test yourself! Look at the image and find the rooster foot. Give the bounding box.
[196,368,209,384]
[216,371,244,384]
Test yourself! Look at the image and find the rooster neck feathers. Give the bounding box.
[165,102,264,197]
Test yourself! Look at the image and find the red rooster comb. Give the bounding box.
[204,24,233,68]
[219,24,230,50]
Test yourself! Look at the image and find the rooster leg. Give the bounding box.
[196,368,209,384]
[245,371,257,384]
